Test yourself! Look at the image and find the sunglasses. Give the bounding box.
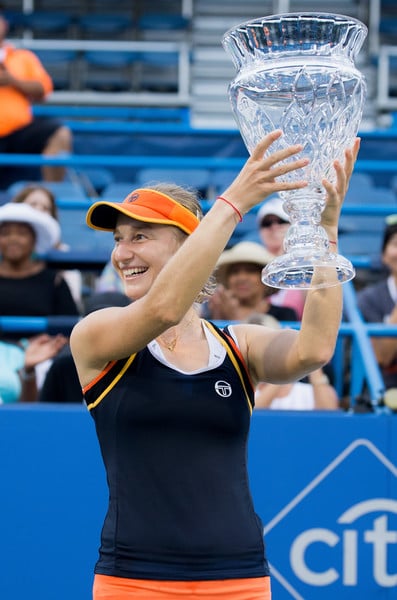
[260,217,288,228]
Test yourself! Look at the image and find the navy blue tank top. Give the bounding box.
[84,321,269,581]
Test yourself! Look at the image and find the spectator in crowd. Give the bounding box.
[0,332,67,403]
[255,370,339,410]
[12,183,84,308]
[0,202,79,318]
[357,215,397,390]
[39,291,131,404]
[203,240,298,322]
[0,5,72,188]
[257,196,306,318]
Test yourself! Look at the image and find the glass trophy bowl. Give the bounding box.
[222,13,367,289]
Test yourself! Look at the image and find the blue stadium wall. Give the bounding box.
[0,405,396,599]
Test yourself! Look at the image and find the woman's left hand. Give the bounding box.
[321,137,361,232]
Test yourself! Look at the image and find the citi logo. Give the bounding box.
[263,439,397,598]
[290,498,397,587]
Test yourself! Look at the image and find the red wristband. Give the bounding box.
[216,196,243,222]
[329,240,337,245]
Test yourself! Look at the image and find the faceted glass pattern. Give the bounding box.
[223,13,367,289]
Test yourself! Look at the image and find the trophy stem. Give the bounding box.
[261,191,355,289]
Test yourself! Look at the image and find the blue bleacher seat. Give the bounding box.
[137,51,180,93]
[339,231,382,264]
[7,181,89,203]
[210,168,242,196]
[78,13,134,39]
[57,205,114,254]
[137,13,190,41]
[23,11,73,37]
[100,182,137,202]
[344,186,397,205]
[70,168,115,196]
[81,50,137,92]
[2,9,25,36]
[136,168,211,198]
[34,49,79,91]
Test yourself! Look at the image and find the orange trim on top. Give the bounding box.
[83,360,116,394]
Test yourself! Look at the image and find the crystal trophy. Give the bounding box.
[222,13,367,288]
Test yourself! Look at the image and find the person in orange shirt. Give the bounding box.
[0,5,72,188]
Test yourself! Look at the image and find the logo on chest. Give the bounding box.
[215,380,232,397]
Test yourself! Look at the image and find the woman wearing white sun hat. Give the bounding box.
[0,202,79,319]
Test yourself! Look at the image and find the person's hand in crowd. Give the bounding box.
[24,333,68,372]
[207,284,240,321]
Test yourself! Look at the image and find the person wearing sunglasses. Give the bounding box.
[256,196,306,319]
[357,214,397,392]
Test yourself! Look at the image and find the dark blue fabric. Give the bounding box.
[86,338,268,581]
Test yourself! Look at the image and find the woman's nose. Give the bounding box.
[113,241,134,262]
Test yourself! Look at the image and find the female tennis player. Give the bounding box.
[71,131,359,600]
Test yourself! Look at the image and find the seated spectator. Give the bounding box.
[202,241,298,322]
[0,332,67,403]
[0,202,79,318]
[255,369,339,410]
[39,291,131,403]
[246,313,339,410]
[257,196,306,319]
[357,215,397,391]
[0,5,72,188]
[12,183,83,308]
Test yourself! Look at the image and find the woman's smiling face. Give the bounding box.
[111,215,184,300]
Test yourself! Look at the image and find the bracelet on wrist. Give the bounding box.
[216,196,243,222]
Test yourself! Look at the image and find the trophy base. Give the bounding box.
[262,250,355,290]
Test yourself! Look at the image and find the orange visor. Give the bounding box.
[86,188,200,235]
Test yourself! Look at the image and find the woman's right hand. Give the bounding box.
[221,130,309,217]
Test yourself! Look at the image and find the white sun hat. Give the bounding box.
[256,196,289,226]
[215,241,275,284]
[0,202,61,254]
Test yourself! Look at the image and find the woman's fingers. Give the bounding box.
[250,130,284,160]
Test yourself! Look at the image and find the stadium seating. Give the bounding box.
[7,180,89,203]
[136,167,211,198]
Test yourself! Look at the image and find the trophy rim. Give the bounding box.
[222,12,368,45]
